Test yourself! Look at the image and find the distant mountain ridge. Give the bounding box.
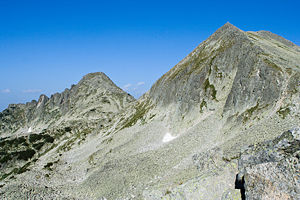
[0,72,135,137]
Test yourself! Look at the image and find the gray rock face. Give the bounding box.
[237,127,300,200]
[0,72,135,136]
[149,22,299,126]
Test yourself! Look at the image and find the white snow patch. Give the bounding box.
[162,132,177,143]
[28,127,32,133]
[256,69,260,77]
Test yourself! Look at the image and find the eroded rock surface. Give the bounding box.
[237,127,300,200]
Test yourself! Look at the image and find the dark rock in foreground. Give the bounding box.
[237,127,300,200]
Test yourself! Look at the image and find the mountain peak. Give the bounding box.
[0,71,135,136]
[79,71,117,89]
[218,22,241,32]
[201,22,248,48]
[223,22,236,27]
[211,22,244,38]
[81,72,109,81]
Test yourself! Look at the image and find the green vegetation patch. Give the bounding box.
[0,154,11,164]
[200,100,207,113]
[121,100,153,129]
[203,79,217,100]
[56,128,92,152]
[263,58,282,72]
[0,128,66,181]
[277,107,291,119]
[101,97,111,104]
[44,135,54,143]
[149,114,156,120]
[44,159,59,171]
[167,49,212,82]
[17,149,36,161]
[242,102,260,122]
[0,162,31,180]
[241,102,270,123]
[32,142,45,151]
[29,134,44,143]
[44,162,54,170]
[168,63,189,81]
[29,133,54,143]
[16,162,31,174]
[247,32,263,40]
[13,137,26,146]
[185,52,213,77]
[64,127,72,132]
[88,154,95,165]
[0,136,28,149]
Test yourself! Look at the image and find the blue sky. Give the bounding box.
[0,0,299,111]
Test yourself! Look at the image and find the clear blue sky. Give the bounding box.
[0,0,299,111]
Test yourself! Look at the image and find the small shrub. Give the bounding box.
[200,100,207,113]
[13,137,26,146]
[165,190,172,195]
[203,79,217,100]
[44,135,54,143]
[29,134,43,143]
[277,107,290,119]
[44,162,53,171]
[17,149,35,161]
[0,154,11,164]
[64,127,72,132]
[33,142,45,150]
[17,162,31,174]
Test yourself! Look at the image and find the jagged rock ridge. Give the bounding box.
[0,72,135,136]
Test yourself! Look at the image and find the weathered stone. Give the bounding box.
[237,128,300,200]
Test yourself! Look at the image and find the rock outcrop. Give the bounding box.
[237,127,300,200]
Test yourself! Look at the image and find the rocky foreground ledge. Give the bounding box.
[236,127,300,200]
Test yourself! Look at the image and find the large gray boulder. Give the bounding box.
[237,127,300,200]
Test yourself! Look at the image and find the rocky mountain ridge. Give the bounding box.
[0,72,135,136]
[0,72,135,187]
[0,23,299,200]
